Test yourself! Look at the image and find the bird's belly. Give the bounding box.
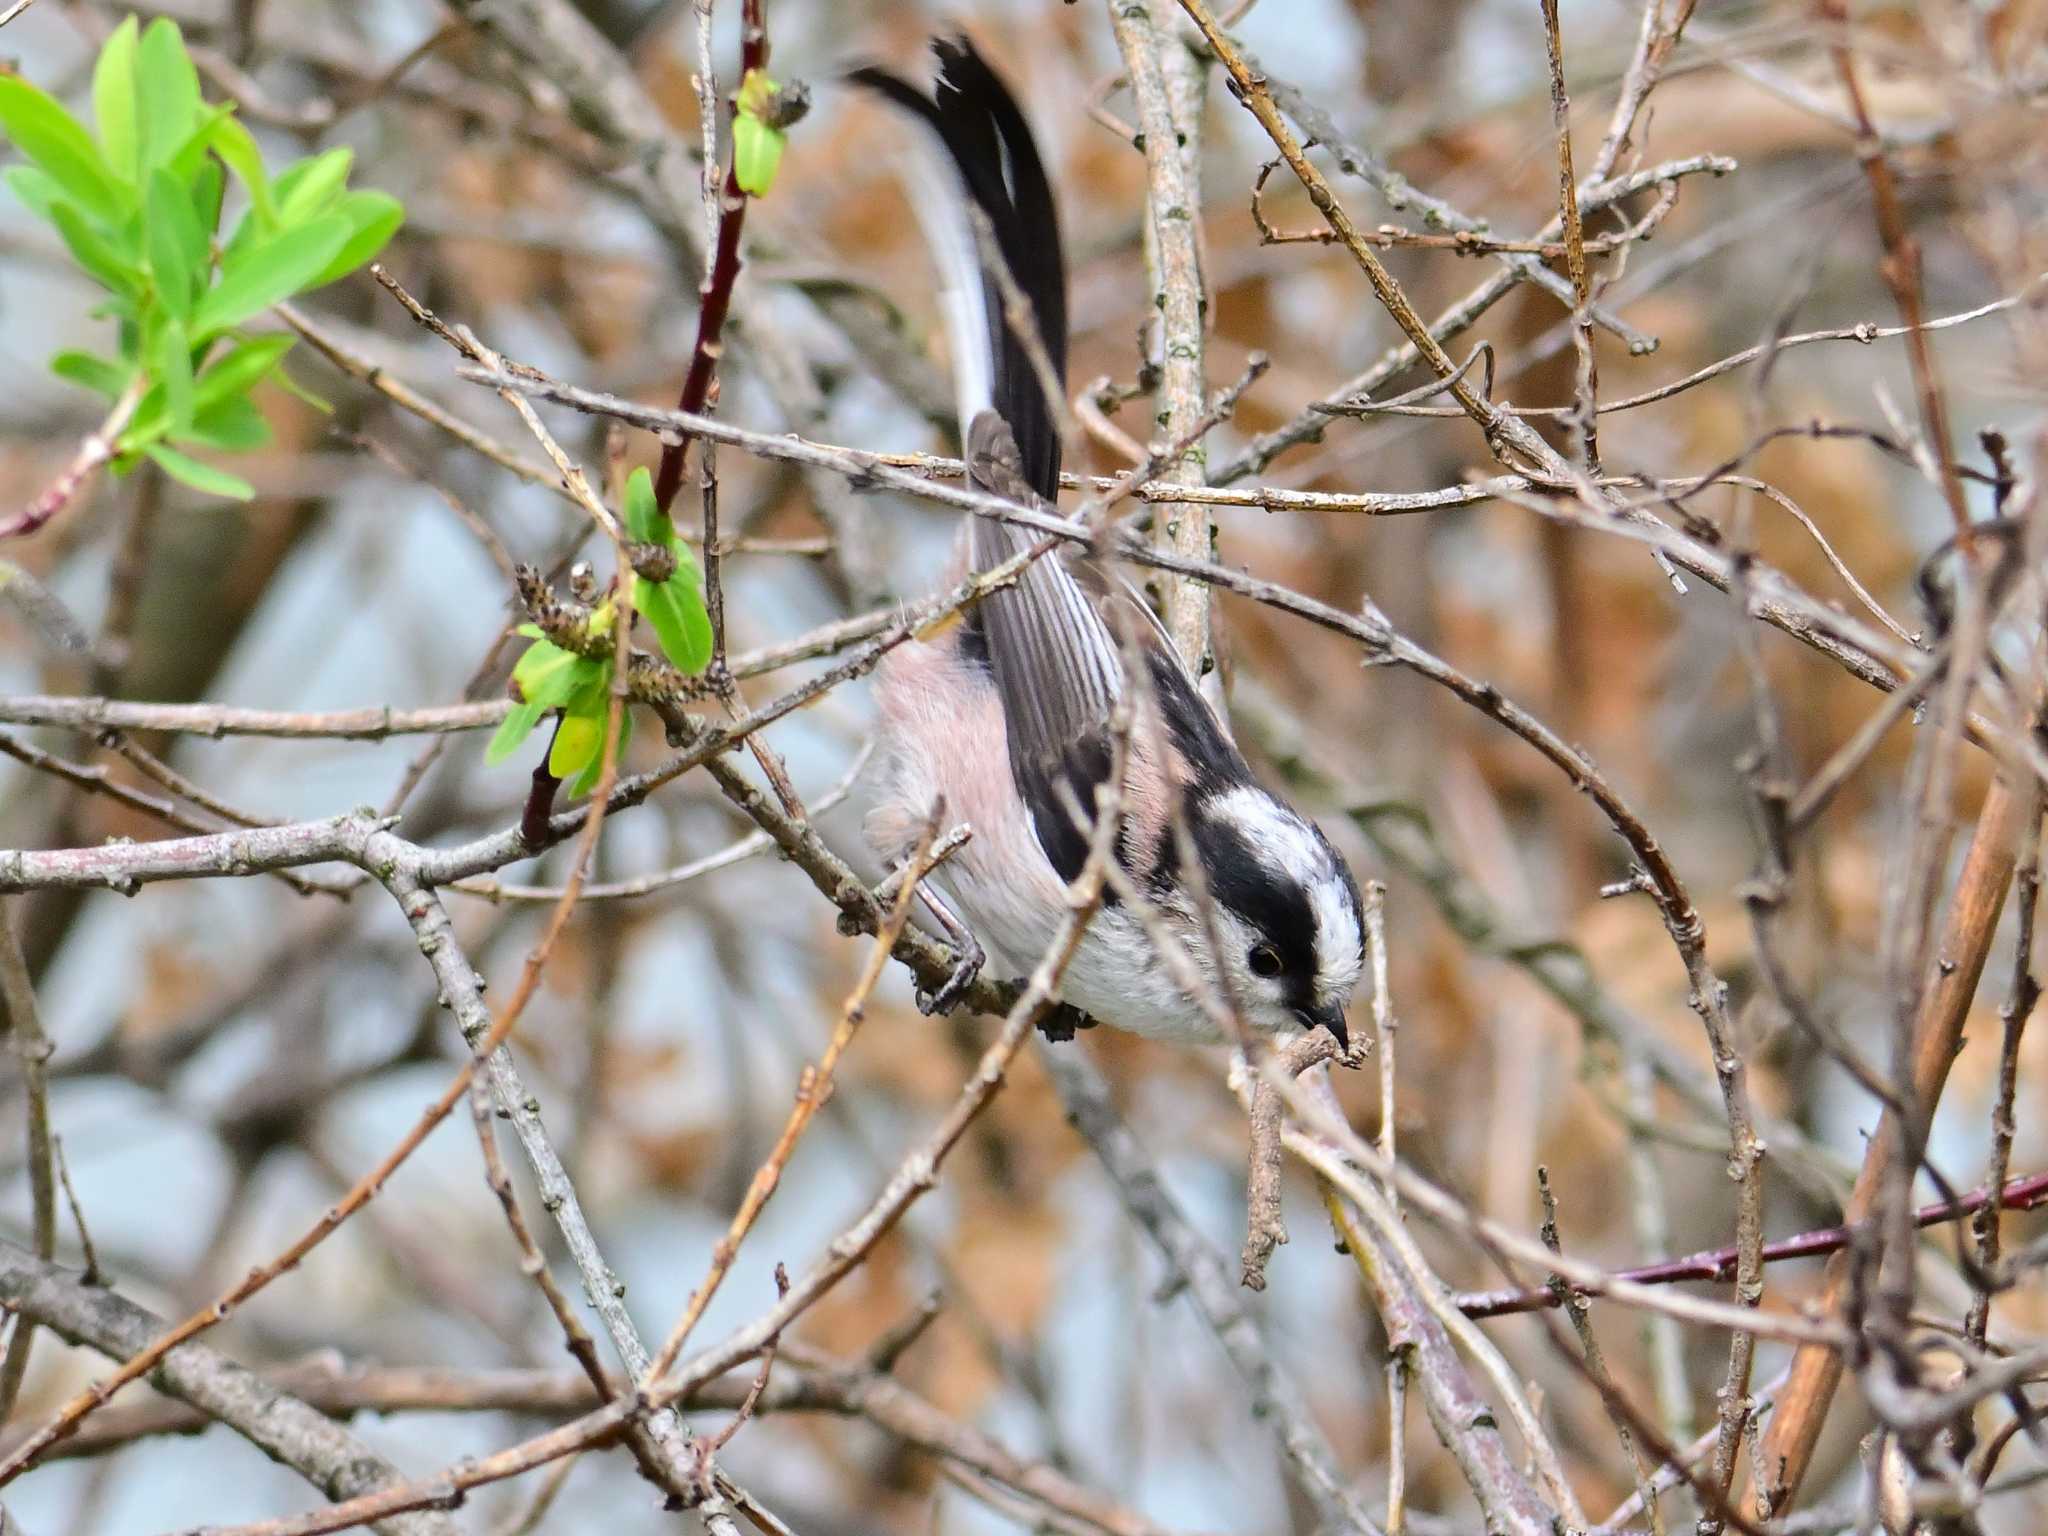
[1050,910,1225,1043]
[869,637,1219,1041]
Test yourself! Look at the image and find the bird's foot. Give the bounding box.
[916,935,984,1017]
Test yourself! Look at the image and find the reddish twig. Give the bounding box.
[1455,1168,2048,1320]
[651,0,768,516]
[2,380,144,542]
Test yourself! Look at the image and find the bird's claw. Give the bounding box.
[916,936,984,1017]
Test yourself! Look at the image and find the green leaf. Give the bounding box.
[136,17,202,172]
[51,349,131,397]
[177,393,271,452]
[548,686,605,784]
[192,157,225,235]
[569,704,630,796]
[732,113,786,198]
[153,314,194,434]
[547,676,629,798]
[145,167,208,318]
[622,465,669,544]
[207,114,272,227]
[485,699,546,765]
[273,146,352,225]
[0,76,127,225]
[635,575,713,675]
[93,17,141,183]
[145,442,253,499]
[511,638,597,713]
[307,189,402,286]
[160,102,234,186]
[4,164,64,225]
[46,198,144,297]
[669,530,702,589]
[192,333,294,413]
[189,215,349,338]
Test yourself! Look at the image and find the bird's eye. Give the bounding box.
[1248,943,1283,979]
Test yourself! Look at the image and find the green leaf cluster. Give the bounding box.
[485,619,630,797]
[0,16,404,499]
[488,467,713,792]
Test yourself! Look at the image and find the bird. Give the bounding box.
[853,37,1364,1048]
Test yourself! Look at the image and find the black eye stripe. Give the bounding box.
[1196,807,1318,1007]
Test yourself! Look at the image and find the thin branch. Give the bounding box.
[0,695,511,740]
[466,1076,609,1400]
[0,596,646,1486]
[642,814,955,1379]
[0,380,143,542]
[461,363,1945,730]
[1818,0,1970,531]
[0,1243,457,1536]
[0,907,56,1423]
[1320,1184,1553,1536]
[1539,0,1601,471]
[1538,1169,1661,1536]
[1109,1,1213,673]
[0,732,354,899]
[1750,777,2032,1514]
[1040,1045,1386,1535]
[651,0,803,517]
[1968,793,2043,1347]
[1456,1169,2048,1319]
[1273,1074,1845,1344]
[184,742,1131,1536]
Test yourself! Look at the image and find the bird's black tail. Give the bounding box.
[851,37,1067,502]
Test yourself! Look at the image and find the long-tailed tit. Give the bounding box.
[854,38,1364,1047]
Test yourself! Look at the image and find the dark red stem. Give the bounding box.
[1455,1168,2048,1320]
[652,2,768,517]
[520,723,563,846]
[530,2,766,827]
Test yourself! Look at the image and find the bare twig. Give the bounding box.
[1108,1,1213,672]
[466,1076,609,1399]
[1538,0,1600,471]
[642,814,954,1379]
[1041,1045,1386,1535]
[1749,778,2031,1515]
[1817,0,1969,531]
[1968,792,2043,1347]
[0,907,56,1423]
[1538,1168,1661,1536]
[1319,1181,1556,1534]
[1,380,142,542]
[651,0,782,515]
[1455,1169,2048,1319]
[0,1243,457,1536]
[0,579,647,1487]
